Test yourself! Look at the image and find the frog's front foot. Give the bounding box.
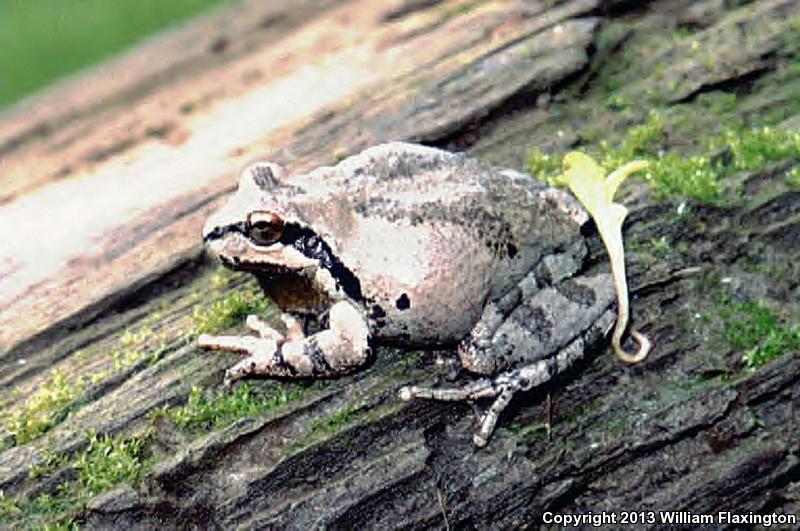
[198,301,370,384]
[198,314,296,386]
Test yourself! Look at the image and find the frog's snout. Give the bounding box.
[202,215,247,244]
[203,224,227,243]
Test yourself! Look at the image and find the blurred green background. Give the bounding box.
[0,0,231,108]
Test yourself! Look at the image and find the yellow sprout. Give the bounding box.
[562,152,651,363]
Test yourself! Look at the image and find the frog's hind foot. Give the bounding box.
[399,329,592,447]
[399,358,558,447]
[400,370,540,447]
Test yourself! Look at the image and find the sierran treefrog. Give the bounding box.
[200,142,621,446]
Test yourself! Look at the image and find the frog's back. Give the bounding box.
[295,142,587,344]
[303,142,584,248]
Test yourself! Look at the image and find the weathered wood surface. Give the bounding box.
[1,0,799,528]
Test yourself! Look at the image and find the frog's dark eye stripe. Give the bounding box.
[246,211,284,246]
[203,222,246,242]
[279,222,364,302]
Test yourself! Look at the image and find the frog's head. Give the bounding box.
[203,161,353,312]
[203,162,318,276]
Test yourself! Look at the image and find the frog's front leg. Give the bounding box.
[199,300,369,385]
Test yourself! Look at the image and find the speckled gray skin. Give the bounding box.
[199,142,616,446]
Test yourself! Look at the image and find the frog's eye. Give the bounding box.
[246,211,284,246]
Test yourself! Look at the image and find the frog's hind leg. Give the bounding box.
[400,308,614,447]
[458,242,588,375]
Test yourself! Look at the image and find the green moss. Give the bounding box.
[285,400,398,456]
[166,383,304,433]
[696,92,738,115]
[73,433,151,495]
[526,150,561,185]
[644,153,720,200]
[720,300,780,350]
[602,112,665,165]
[119,326,153,348]
[28,449,68,480]
[291,406,360,455]
[787,166,800,188]
[715,127,800,173]
[310,405,361,435]
[505,420,549,443]
[527,114,800,202]
[742,328,800,370]
[23,492,72,520]
[0,490,22,521]
[2,315,181,448]
[606,94,631,112]
[2,432,151,528]
[649,236,672,259]
[3,370,83,446]
[718,299,800,370]
[192,288,270,335]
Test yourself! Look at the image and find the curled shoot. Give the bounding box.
[561,152,652,363]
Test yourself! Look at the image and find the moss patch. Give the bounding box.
[529,113,800,202]
[192,287,270,335]
[309,404,363,436]
[164,382,304,433]
[787,166,800,188]
[73,433,151,496]
[2,370,83,447]
[0,432,151,529]
[718,299,800,371]
[0,490,22,521]
[505,420,549,443]
[2,314,187,448]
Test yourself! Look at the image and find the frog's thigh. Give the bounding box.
[459,244,589,375]
[400,286,615,446]
[461,272,614,376]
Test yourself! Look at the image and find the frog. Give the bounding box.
[199,141,632,447]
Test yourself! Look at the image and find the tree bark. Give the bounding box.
[1,0,798,528]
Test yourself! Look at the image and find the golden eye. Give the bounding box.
[246,211,284,246]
